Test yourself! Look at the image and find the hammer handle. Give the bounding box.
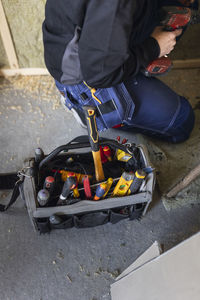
[83,106,99,151]
[83,106,105,182]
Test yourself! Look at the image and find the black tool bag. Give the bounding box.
[0,136,155,234]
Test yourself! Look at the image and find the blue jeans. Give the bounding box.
[122,74,195,143]
[56,74,194,143]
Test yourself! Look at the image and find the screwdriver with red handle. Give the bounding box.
[103,146,112,161]
[83,175,92,199]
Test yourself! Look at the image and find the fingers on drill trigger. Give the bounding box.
[174,28,183,37]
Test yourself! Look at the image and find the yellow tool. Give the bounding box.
[116,149,132,162]
[93,183,108,201]
[60,170,92,184]
[73,187,80,199]
[66,172,80,199]
[102,178,113,198]
[93,178,113,200]
[112,172,134,197]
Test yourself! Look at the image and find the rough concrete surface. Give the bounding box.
[0,71,200,300]
[149,69,200,210]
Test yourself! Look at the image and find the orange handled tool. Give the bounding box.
[83,106,105,182]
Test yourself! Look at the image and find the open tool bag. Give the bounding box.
[0,136,155,234]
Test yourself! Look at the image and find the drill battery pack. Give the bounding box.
[0,136,155,234]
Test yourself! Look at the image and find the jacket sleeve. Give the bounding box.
[78,0,160,88]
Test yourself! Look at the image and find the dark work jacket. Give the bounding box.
[43,0,160,88]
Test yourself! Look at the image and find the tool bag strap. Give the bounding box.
[0,173,19,190]
[0,175,24,211]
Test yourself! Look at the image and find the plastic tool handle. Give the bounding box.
[129,170,146,194]
[60,177,76,201]
[83,106,105,182]
[83,106,99,152]
[43,176,55,194]
[37,189,50,206]
[83,176,92,199]
[93,183,107,201]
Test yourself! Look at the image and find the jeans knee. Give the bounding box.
[167,97,195,143]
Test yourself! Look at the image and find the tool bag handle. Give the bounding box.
[39,135,138,170]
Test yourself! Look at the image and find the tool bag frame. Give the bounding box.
[0,136,155,234]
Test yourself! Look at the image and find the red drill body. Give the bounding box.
[144,6,192,77]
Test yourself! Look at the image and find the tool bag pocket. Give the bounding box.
[36,204,145,233]
[74,211,109,228]
[35,203,147,234]
[56,81,135,132]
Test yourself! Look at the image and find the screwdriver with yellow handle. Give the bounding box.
[59,170,92,184]
[93,183,107,201]
[93,178,113,201]
[102,178,113,198]
[127,169,146,195]
[83,106,105,182]
[67,172,80,198]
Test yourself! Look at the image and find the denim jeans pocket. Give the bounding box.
[92,83,135,131]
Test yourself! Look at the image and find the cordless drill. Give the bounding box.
[143,6,192,77]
